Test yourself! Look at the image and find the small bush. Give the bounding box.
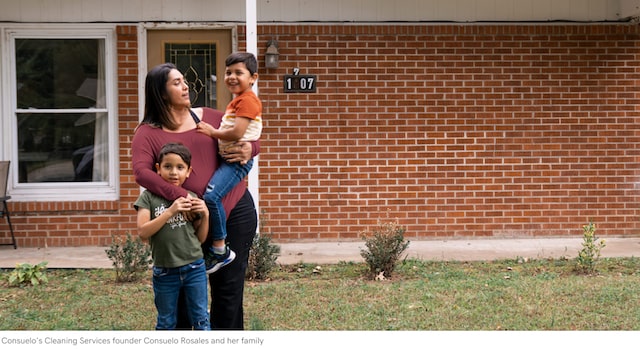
[360,220,410,280]
[575,221,606,274]
[7,261,49,287]
[246,212,281,281]
[247,233,281,280]
[105,232,152,282]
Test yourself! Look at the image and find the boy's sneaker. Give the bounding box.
[205,246,236,274]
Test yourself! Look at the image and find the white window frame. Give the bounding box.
[1,25,119,202]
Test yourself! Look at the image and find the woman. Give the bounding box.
[132,62,259,329]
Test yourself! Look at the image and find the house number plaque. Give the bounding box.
[284,68,316,93]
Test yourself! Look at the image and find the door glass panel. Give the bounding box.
[165,43,217,108]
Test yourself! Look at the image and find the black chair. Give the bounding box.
[0,161,17,249]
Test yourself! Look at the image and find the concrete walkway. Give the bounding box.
[1,237,638,269]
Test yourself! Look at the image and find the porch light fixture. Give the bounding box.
[265,40,280,69]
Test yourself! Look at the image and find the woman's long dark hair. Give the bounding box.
[137,63,180,131]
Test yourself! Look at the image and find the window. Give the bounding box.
[2,26,118,201]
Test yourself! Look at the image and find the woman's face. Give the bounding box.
[165,69,191,108]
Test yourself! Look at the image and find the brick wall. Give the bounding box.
[2,23,639,247]
[252,24,640,240]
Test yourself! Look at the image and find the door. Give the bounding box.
[147,29,232,111]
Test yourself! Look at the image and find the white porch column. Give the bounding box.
[246,0,260,231]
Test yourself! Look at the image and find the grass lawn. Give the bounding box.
[1,257,639,331]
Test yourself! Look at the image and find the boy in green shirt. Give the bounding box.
[134,142,210,330]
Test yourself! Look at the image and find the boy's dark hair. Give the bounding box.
[225,52,258,75]
[157,142,192,167]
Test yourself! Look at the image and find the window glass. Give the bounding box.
[14,38,108,184]
[17,113,108,182]
[16,39,105,109]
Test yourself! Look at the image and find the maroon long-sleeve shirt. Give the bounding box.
[131,107,259,217]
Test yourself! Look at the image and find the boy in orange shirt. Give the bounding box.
[196,52,262,273]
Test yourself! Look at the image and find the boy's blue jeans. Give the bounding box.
[152,258,210,330]
[203,159,253,242]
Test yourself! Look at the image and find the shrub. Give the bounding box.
[575,221,606,274]
[360,220,410,280]
[246,212,281,281]
[7,261,49,287]
[105,232,152,282]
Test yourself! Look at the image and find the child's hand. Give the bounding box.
[196,121,217,137]
[168,196,193,216]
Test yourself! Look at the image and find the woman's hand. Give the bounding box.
[221,141,252,165]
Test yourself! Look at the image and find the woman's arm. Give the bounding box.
[131,127,188,201]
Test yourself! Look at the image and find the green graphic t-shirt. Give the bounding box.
[134,190,203,268]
